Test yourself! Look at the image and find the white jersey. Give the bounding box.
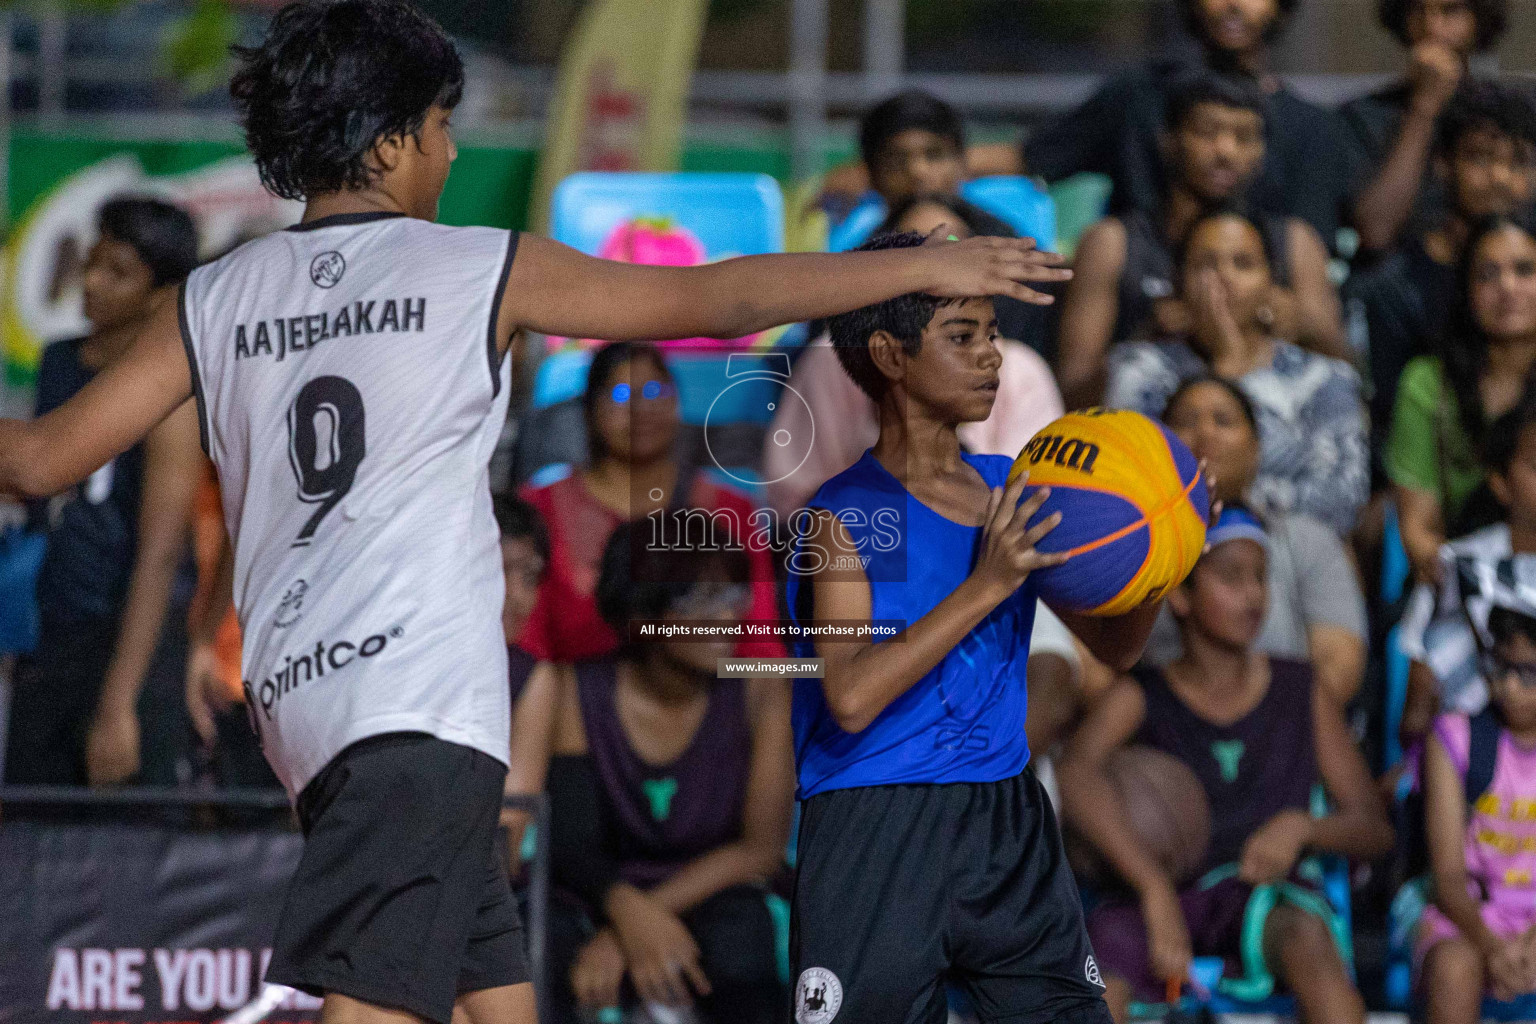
[180,211,516,798]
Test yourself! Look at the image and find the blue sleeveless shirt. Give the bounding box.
[786,450,1036,798]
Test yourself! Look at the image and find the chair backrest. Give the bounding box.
[826,176,1057,254]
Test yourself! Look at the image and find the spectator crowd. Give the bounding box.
[15,0,1536,1019]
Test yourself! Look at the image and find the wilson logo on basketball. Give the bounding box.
[1019,434,1100,475]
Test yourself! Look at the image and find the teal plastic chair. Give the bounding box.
[826,176,1057,253]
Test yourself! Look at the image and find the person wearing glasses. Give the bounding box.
[1418,601,1536,1017]
[515,524,794,1024]
[517,341,784,663]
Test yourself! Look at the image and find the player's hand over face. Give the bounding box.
[608,889,711,1007]
[922,229,1073,306]
[570,928,627,1010]
[973,473,1068,601]
[85,703,140,786]
[1238,809,1312,885]
[1140,881,1193,984]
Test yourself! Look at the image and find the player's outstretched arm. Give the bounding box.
[0,290,192,499]
[500,230,1071,349]
[809,475,1065,734]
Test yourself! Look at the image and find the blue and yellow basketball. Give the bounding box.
[1007,408,1209,617]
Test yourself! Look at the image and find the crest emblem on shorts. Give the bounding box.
[796,967,842,1024]
[1085,955,1104,988]
[310,251,346,288]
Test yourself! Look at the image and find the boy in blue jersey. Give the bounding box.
[785,231,1165,1024]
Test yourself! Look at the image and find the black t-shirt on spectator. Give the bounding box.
[30,338,147,625]
[1338,80,1449,242]
[1023,60,1361,251]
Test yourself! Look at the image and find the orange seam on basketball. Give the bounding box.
[1056,463,1204,561]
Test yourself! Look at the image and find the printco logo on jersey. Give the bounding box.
[795,967,842,1024]
[310,250,346,288]
[244,624,406,732]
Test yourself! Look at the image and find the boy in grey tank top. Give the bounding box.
[0,3,1072,1023]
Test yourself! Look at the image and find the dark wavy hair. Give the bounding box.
[595,521,751,638]
[859,89,966,170]
[582,341,674,465]
[876,194,1014,240]
[1165,70,1268,133]
[1164,373,1261,434]
[1439,215,1536,458]
[230,0,464,201]
[493,492,549,566]
[827,232,961,401]
[98,197,198,287]
[1173,207,1278,273]
[1435,79,1536,160]
[1378,0,1507,50]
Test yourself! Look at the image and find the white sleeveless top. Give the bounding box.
[180,211,516,799]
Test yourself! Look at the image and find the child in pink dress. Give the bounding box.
[1419,604,1536,1021]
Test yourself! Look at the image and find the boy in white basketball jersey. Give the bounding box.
[0,3,1070,1023]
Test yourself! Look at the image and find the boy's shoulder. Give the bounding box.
[806,450,899,512]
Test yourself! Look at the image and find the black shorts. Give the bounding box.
[790,769,1110,1024]
[265,732,528,1024]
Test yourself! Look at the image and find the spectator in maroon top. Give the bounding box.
[517,342,784,662]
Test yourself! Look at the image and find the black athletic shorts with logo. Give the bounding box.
[790,768,1111,1024]
[265,732,528,1024]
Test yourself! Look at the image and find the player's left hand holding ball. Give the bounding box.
[921,226,1073,306]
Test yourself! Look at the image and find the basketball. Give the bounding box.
[1007,408,1209,617]
[1070,747,1212,887]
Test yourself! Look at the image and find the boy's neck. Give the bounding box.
[871,391,968,483]
[302,188,411,224]
[1177,626,1254,689]
[1206,45,1275,89]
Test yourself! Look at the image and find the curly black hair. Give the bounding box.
[1165,70,1268,133]
[859,90,966,171]
[1435,78,1536,159]
[230,0,464,201]
[1378,0,1507,51]
[98,197,199,287]
[827,232,962,401]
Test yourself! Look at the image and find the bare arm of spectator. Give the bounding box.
[1288,515,1368,704]
[1055,218,1129,410]
[186,526,236,745]
[1396,484,1446,585]
[1239,676,1392,884]
[1423,725,1530,998]
[84,398,202,785]
[1282,219,1348,360]
[1351,44,1463,253]
[1060,679,1191,985]
[502,661,561,859]
[1310,625,1367,707]
[646,677,795,913]
[967,143,1027,178]
[1402,661,1442,748]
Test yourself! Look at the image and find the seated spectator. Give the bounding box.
[1106,209,1370,535]
[1387,213,1536,583]
[1344,0,1508,253]
[1417,604,1536,1018]
[1059,72,1345,408]
[1349,81,1536,448]
[518,341,783,662]
[1060,508,1392,1023]
[4,197,202,791]
[968,0,1358,250]
[1398,393,1536,747]
[1146,376,1368,704]
[521,524,791,1024]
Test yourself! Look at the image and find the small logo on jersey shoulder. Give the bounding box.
[795,968,842,1024]
[1085,955,1104,988]
[310,251,346,288]
[274,579,309,628]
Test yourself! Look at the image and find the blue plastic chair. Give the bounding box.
[549,171,784,259]
[826,177,1057,253]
